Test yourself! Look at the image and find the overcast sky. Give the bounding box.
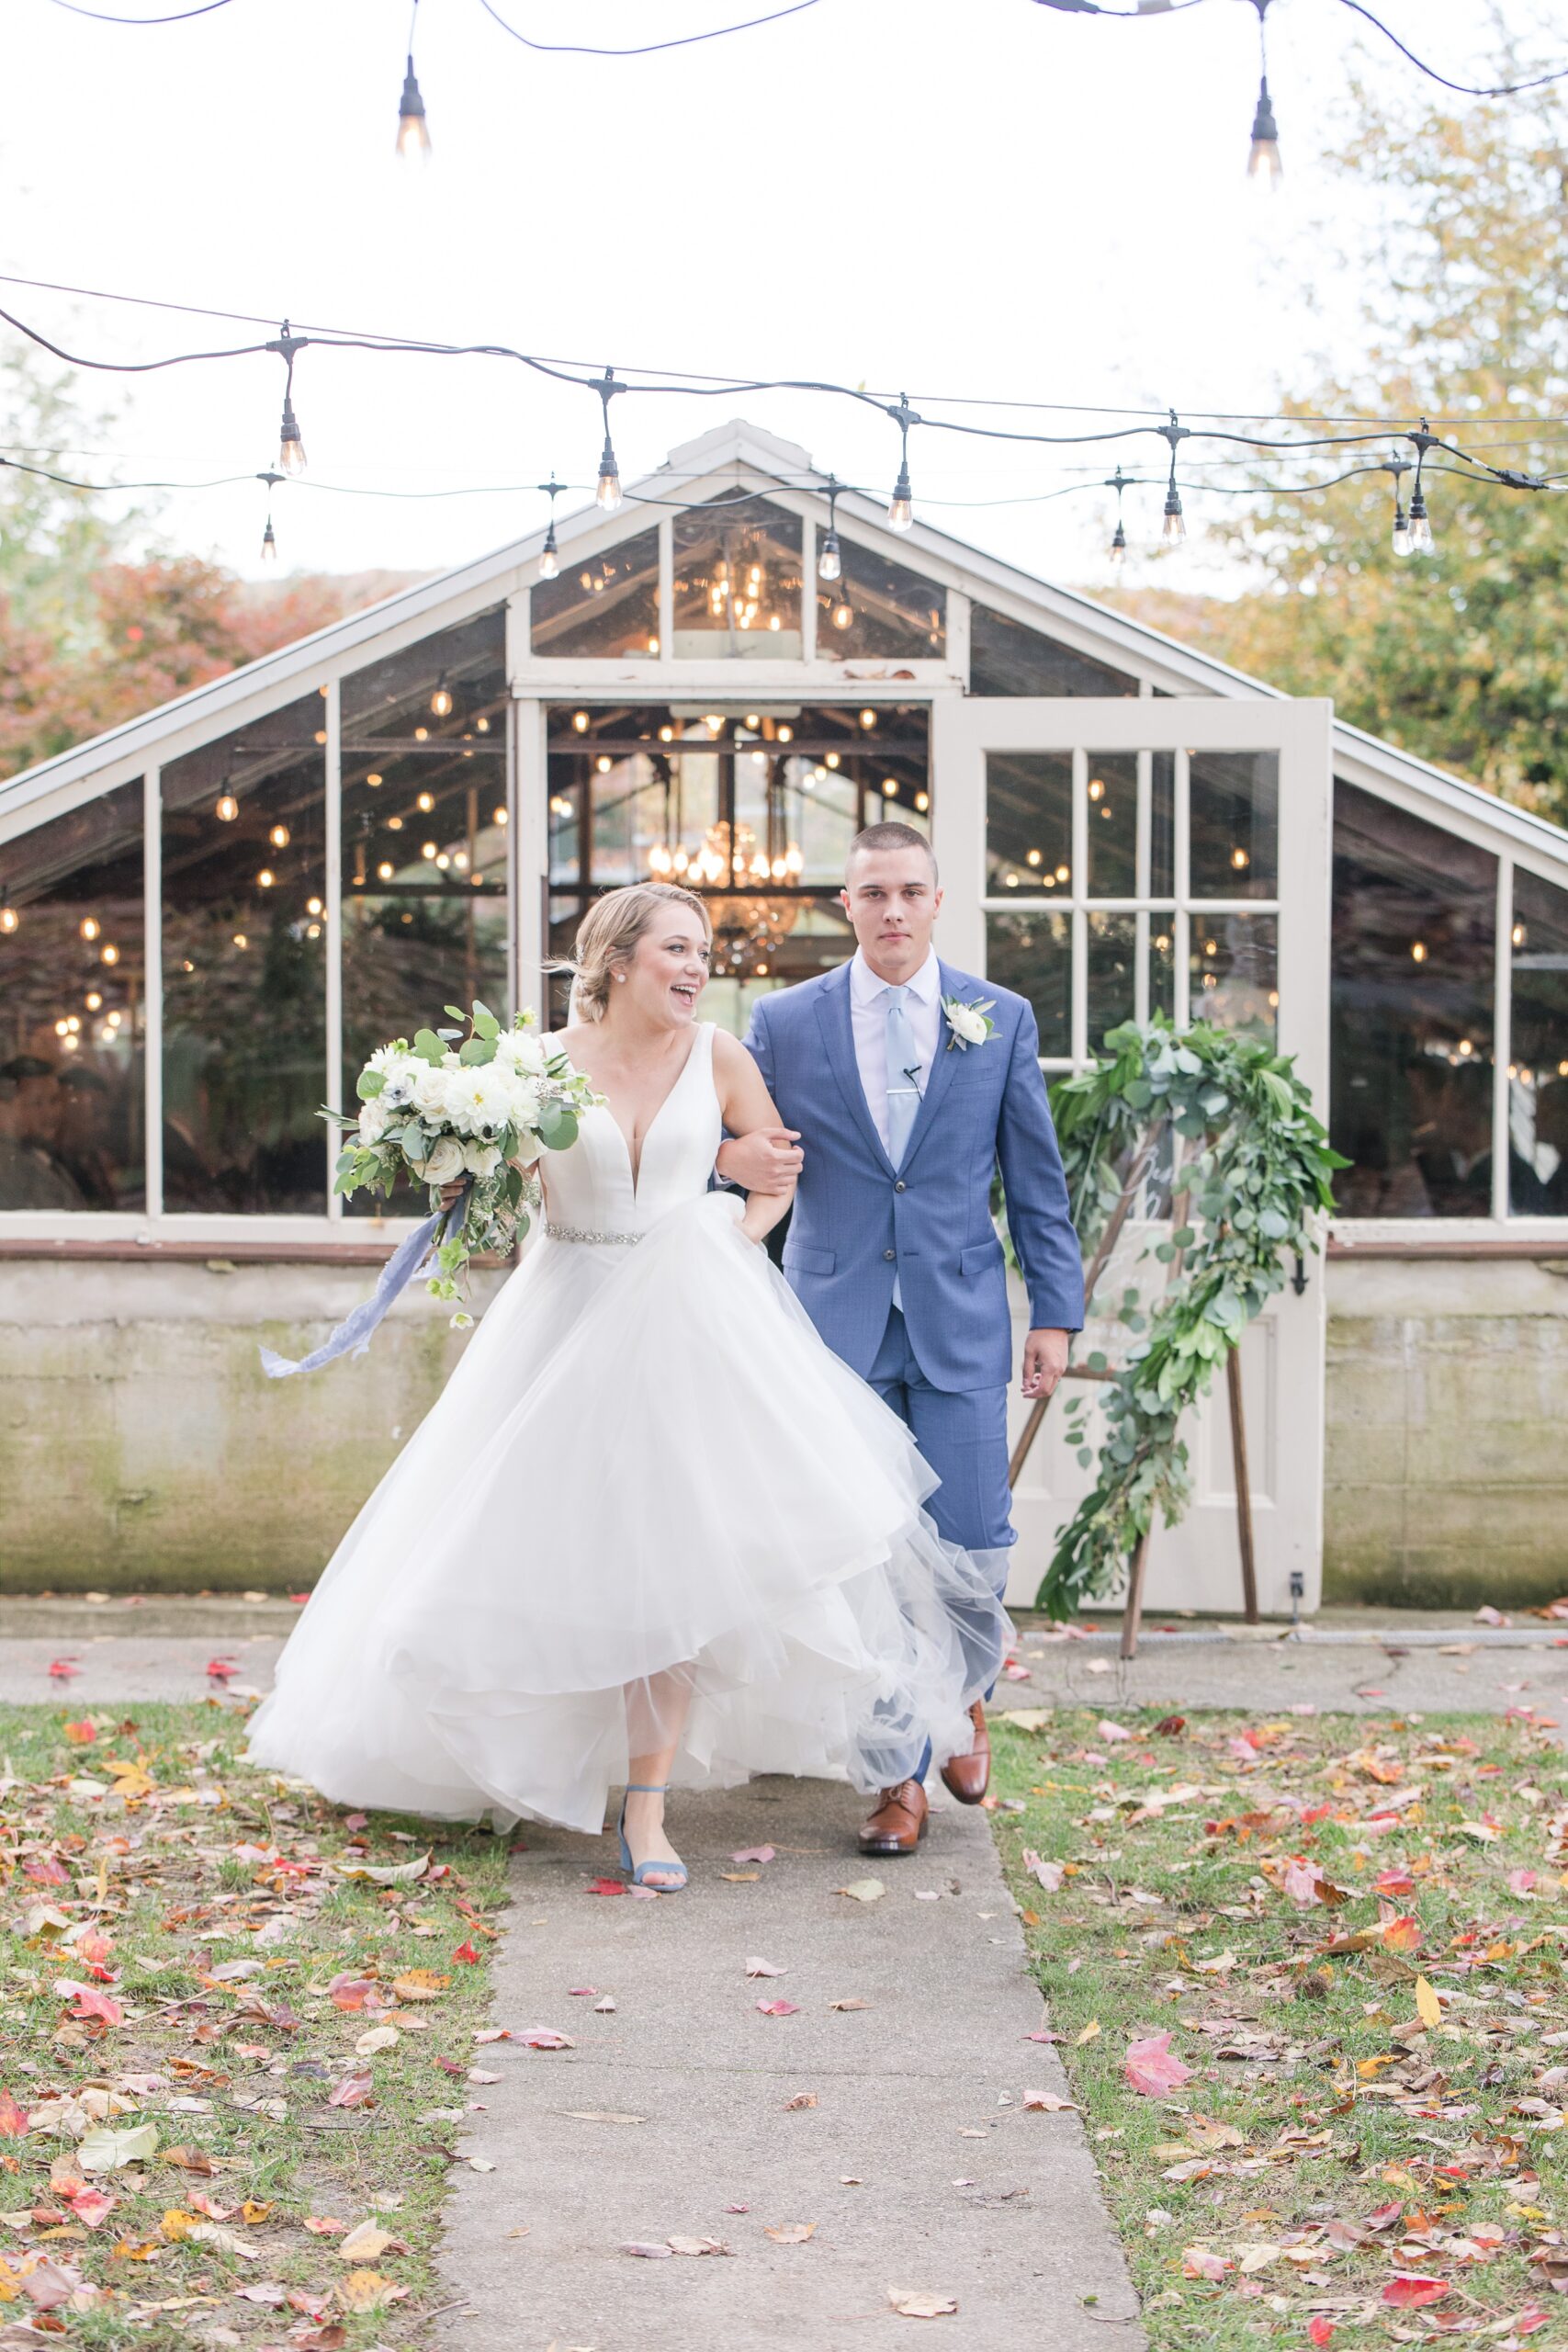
[2,0,1551,594]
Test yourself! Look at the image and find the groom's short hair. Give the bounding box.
[846,821,939,881]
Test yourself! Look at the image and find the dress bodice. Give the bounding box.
[540,1022,722,1235]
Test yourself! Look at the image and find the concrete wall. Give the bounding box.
[3,1250,1567,1603]
[1324,1252,1568,1608]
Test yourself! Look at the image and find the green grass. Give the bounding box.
[0,1699,510,2346]
[990,1707,1568,2351]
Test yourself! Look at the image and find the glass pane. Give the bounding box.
[0,782,145,1210]
[1190,751,1278,898]
[547,888,853,1038]
[969,604,1137,697]
[1087,912,1135,1052]
[1508,867,1568,1216]
[342,621,512,1214]
[1087,753,1136,897]
[986,752,1072,898]
[1330,780,1497,1218]
[1192,913,1278,1039]
[672,496,802,659]
[1150,752,1175,898]
[161,697,327,1213]
[987,910,1070,1057]
[1149,917,1176,1023]
[531,526,660,659]
[816,535,943,662]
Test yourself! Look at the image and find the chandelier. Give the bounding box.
[648,820,804,971]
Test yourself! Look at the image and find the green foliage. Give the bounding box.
[1038,1019,1346,1619]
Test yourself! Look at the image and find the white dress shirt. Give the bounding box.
[848,945,942,1154]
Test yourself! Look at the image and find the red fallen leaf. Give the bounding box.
[0,2091,28,2136]
[1514,2310,1551,2335]
[205,1657,237,1682]
[48,1657,81,1679]
[1375,1869,1416,1896]
[1364,2201,1404,2233]
[55,1978,124,2026]
[588,1878,626,1897]
[1379,1915,1423,1951]
[1123,2031,1191,2096]
[567,1987,599,1997]
[303,2216,347,2234]
[1508,1868,1539,1896]
[62,1718,96,1744]
[75,1929,114,1968]
[24,1855,69,1885]
[326,1973,382,2012]
[1182,2247,1231,2279]
[1153,1714,1186,1736]
[1383,2277,1451,2308]
[288,1591,311,1604]
[755,2000,800,2018]
[434,2056,466,2075]
[327,2072,374,2108]
[65,2185,116,2228]
[1309,2321,1335,2347]
[517,2029,575,2049]
[453,1941,480,1964]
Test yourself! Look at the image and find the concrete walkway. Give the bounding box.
[434,1779,1143,2352]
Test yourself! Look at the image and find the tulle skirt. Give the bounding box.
[243,1191,1011,1834]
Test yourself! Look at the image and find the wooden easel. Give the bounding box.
[1008,1120,1259,1660]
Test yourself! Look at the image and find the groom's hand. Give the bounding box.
[716,1129,804,1193]
[1021,1329,1069,1401]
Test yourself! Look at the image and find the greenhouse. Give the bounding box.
[3,421,1565,1608]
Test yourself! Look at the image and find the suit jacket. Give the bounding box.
[744,959,1084,1393]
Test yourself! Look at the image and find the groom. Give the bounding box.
[717,821,1084,1855]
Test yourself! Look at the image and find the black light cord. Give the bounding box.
[1332,0,1568,97]
[473,0,824,54]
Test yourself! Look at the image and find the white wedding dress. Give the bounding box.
[244,1023,1010,1834]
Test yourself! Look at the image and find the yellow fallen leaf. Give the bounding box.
[888,2286,960,2317]
[337,2268,406,2312]
[834,1880,886,1905]
[337,2222,396,2263]
[764,2222,817,2244]
[1357,2053,1397,2079]
[160,2210,197,2241]
[390,1969,449,2001]
[0,2260,22,2301]
[1415,1976,1442,2030]
[1075,2018,1100,2046]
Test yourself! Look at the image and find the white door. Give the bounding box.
[931,695,1334,1617]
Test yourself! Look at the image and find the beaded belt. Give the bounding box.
[545,1221,644,1247]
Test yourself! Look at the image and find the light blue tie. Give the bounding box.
[884,984,921,1311]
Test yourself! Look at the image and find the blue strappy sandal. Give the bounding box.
[616,1781,689,1892]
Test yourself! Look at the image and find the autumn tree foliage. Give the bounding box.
[0,343,410,779]
[1111,65,1568,826]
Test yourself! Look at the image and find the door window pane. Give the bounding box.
[1192,913,1278,1039]
[815,535,943,662]
[987,910,1070,1057]
[1190,751,1278,898]
[969,605,1137,696]
[1330,780,1496,1218]
[161,698,327,1213]
[673,496,802,659]
[0,782,144,1210]
[1508,867,1568,1216]
[1087,911,1136,1050]
[342,617,511,1214]
[1086,754,1137,897]
[986,752,1072,898]
[531,526,660,659]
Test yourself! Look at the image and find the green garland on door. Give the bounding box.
[1036,1019,1346,1621]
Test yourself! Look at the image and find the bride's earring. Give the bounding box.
[615,972,626,983]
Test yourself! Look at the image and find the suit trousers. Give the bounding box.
[867,1305,1014,1782]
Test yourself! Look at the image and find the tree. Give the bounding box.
[0,341,413,779]
[1113,67,1568,824]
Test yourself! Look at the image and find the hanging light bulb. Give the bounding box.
[215,786,239,822]
[1408,482,1433,552]
[1105,466,1131,569]
[1246,3,1281,189]
[831,593,853,632]
[430,675,454,718]
[536,474,563,580]
[396,2,432,164]
[269,327,307,477]
[593,369,624,513]
[0,899,17,935]
[886,397,918,532]
[818,474,844,580]
[260,515,277,563]
[1159,413,1188,547]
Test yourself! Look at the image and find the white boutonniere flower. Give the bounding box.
[942,994,998,1051]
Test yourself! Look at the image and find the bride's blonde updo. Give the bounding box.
[564,882,712,1023]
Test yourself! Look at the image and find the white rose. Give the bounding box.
[463,1140,502,1177]
[419,1136,466,1185]
[357,1097,389,1145]
[504,1076,541,1129]
[411,1062,455,1119]
[946,1001,989,1046]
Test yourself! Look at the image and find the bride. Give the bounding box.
[243,882,1009,1890]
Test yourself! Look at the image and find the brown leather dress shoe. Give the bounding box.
[857,1779,929,1856]
[939,1701,991,1804]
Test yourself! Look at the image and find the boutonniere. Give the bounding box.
[942,994,998,1052]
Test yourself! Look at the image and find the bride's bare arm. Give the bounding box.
[713,1030,797,1244]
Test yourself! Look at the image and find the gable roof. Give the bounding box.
[4,417,1567,878]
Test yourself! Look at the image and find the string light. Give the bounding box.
[537,474,562,580]
[818,474,843,581]
[1247,0,1282,190]
[594,368,624,513]
[1160,411,1188,546]
[0,899,17,935]
[1384,454,1414,558]
[886,396,917,532]
[270,322,307,478]
[1106,465,1130,567]
[397,0,431,159]
[430,673,454,718]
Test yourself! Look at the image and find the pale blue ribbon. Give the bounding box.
[259,1182,471,1379]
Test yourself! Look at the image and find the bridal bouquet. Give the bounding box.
[332,1001,601,1317]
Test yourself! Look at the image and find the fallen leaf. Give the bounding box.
[355,2026,399,2056]
[1074,2019,1100,2046]
[745,1957,786,1977]
[326,2074,373,2109]
[620,2241,672,2258]
[755,1999,799,2018]
[588,1878,626,1897]
[559,2110,644,2126]
[334,1852,429,1884]
[731,1846,776,1864]
[765,2222,817,2245]
[336,2223,396,2263]
[77,2122,158,2172]
[336,2267,407,2311]
[834,1879,886,1904]
[1124,2032,1192,2097]
[390,1970,450,2002]
[0,2095,27,2138]
[829,1997,870,2011]
[887,2287,959,2317]
[1383,2276,1451,2308]
[1021,1849,1065,1893]
[517,2029,575,2050]
[1022,2090,1077,2112]
[1414,1976,1442,2030]
[784,2092,818,2109]
[667,2234,731,2256]
[1309,2318,1335,2346]
[453,1940,480,1964]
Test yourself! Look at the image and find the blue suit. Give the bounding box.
[744,959,1084,1597]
